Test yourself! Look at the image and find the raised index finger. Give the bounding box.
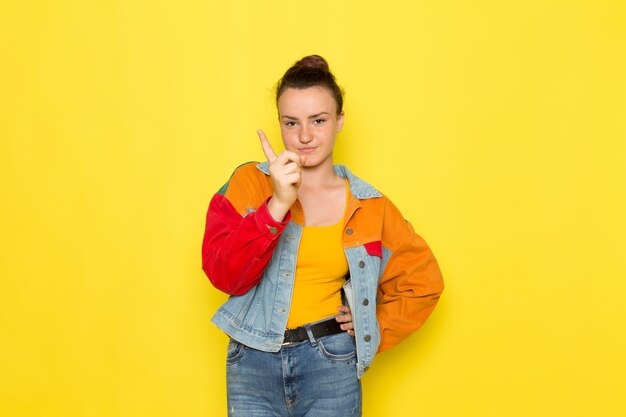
[257,130,277,163]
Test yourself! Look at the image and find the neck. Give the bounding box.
[300,157,339,189]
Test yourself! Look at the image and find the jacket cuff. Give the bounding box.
[254,197,291,239]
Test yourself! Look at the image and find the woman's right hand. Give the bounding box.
[258,130,306,222]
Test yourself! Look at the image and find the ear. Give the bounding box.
[337,111,345,132]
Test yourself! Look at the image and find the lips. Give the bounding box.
[298,147,317,153]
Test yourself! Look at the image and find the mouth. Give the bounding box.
[298,147,317,154]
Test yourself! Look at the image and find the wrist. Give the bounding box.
[267,195,291,222]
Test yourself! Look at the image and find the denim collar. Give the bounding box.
[256,161,382,200]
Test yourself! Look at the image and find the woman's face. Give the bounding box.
[277,86,344,169]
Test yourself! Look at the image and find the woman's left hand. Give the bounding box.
[336,305,354,336]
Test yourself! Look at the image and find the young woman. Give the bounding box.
[202,55,443,417]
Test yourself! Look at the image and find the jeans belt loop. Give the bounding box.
[304,324,318,347]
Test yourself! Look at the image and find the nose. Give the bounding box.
[298,125,313,143]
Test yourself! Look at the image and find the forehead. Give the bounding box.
[278,87,337,117]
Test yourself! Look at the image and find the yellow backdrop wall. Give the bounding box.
[1,1,625,416]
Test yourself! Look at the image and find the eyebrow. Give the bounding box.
[280,112,331,120]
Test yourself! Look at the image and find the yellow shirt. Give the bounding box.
[286,184,350,329]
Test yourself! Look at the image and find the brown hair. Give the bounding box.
[276,55,344,115]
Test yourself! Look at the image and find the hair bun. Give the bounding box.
[276,54,344,114]
[294,55,329,71]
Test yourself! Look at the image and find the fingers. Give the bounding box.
[275,150,302,167]
[336,312,353,323]
[257,130,277,163]
[271,152,303,187]
[339,319,354,334]
[271,152,302,184]
[283,161,301,174]
[264,137,302,209]
[257,129,306,170]
[336,305,354,335]
[337,305,350,314]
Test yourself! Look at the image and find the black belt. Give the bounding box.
[283,317,343,345]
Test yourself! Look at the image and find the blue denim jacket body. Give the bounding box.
[211,162,389,379]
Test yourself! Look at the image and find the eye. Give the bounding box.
[313,118,326,125]
[285,121,297,127]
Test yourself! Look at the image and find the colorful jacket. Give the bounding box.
[202,161,444,378]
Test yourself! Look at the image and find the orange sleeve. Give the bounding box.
[376,198,444,352]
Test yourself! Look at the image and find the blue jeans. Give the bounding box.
[226,329,362,417]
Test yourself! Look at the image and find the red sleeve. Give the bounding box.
[201,193,291,296]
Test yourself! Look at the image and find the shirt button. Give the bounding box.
[269,226,278,234]
[362,298,369,306]
[358,261,365,268]
[346,228,353,235]
[364,335,371,342]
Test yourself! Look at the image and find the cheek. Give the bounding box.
[280,130,298,147]
[321,126,338,142]
[279,125,290,137]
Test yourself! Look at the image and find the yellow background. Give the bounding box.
[2,1,625,416]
